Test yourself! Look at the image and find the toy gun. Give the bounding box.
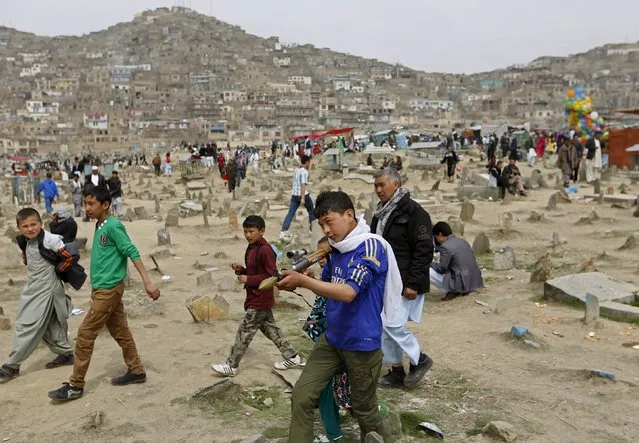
[258,246,332,291]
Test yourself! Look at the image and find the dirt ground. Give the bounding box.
[0,154,638,443]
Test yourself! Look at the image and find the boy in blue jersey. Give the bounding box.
[278,191,390,443]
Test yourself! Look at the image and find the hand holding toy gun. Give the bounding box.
[258,247,332,291]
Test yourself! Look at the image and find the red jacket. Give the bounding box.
[239,237,277,311]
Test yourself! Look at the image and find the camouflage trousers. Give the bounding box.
[227,309,297,368]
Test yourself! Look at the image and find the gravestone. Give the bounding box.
[364,208,373,225]
[228,211,239,232]
[460,202,475,222]
[431,179,441,191]
[133,206,148,219]
[154,196,160,213]
[138,175,144,186]
[547,193,557,210]
[619,234,637,250]
[593,179,601,195]
[124,208,136,222]
[552,232,561,247]
[259,202,268,219]
[165,209,179,227]
[472,232,490,255]
[157,228,171,246]
[529,170,544,189]
[493,246,515,271]
[499,212,514,233]
[584,293,599,324]
[185,189,192,199]
[197,271,213,286]
[528,211,544,222]
[202,202,209,226]
[447,216,465,237]
[198,191,204,201]
[421,170,430,182]
[530,253,553,282]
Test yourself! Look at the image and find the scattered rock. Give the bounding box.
[493,246,516,271]
[75,237,88,251]
[472,232,490,255]
[87,410,105,429]
[365,432,384,443]
[528,211,545,222]
[611,202,631,210]
[460,201,475,222]
[0,246,23,269]
[578,258,596,273]
[619,234,637,250]
[0,316,11,330]
[157,228,171,246]
[193,379,242,402]
[262,397,273,407]
[481,421,518,442]
[186,295,229,322]
[214,251,229,259]
[576,210,599,225]
[530,253,553,282]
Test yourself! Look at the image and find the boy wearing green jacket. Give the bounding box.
[48,186,160,402]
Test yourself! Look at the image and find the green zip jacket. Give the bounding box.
[90,215,141,289]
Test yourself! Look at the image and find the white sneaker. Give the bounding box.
[274,355,302,370]
[211,363,237,377]
[279,231,292,241]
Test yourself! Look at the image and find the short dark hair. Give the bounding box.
[433,221,453,237]
[243,215,265,230]
[46,172,52,179]
[16,207,41,225]
[314,191,355,219]
[300,155,311,165]
[83,185,111,204]
[112,170,118,175]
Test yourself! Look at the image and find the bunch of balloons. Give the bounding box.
[563,87,608,139]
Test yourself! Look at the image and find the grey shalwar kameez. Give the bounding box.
[5,232,73,370]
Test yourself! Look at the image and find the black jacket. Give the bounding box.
[370,194,434,293]
[49,218,78,243]
[84,173,108,191]
[585,138,596,160]
[108,177,122,198]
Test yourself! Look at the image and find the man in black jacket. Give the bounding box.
[371,167,434,388]
[107,170,123,217]
[49,207,78,244]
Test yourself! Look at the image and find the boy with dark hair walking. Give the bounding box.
[47,186,160,402]
[278,191,404,442]
[0,208,75,381]
[211,215,301,377]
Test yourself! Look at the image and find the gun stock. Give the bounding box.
[258,246,331,291]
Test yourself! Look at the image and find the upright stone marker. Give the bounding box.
[460,202,475,222]
[157,228,171,246]
[584,293,599,324]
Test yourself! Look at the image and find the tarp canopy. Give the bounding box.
[292,127,354,140]
[626,144,639,152]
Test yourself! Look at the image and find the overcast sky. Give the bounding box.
[2,0,639,73]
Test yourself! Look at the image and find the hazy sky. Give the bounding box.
[3,0,639,73]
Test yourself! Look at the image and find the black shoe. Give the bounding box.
[441,292,460,301]
[404,353,434,388]
[0,364,19,382]
[111,371,146,386]
[377,367,405,388]
[48,383,83,402]
[45,354,74,369]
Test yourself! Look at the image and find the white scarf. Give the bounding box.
[330,217,405,327]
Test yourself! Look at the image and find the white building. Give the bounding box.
[26,100,59,114]
[20,64,46,77]
[221,91,248,102]
[273,56,291,67]
[288,75,312,85]
[112,64,152,71]
[408,99,453,111]
[333,79,351,92]
[83,113,108,130]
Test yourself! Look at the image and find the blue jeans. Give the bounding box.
[281,194,316,231]
[44,197,54,214]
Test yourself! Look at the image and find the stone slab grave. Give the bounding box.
[186,181,207,190]
[544,272,639,321]
[457,185,501,201]
[582,194,636,204]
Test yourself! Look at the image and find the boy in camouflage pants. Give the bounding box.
[211,215,301,377]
